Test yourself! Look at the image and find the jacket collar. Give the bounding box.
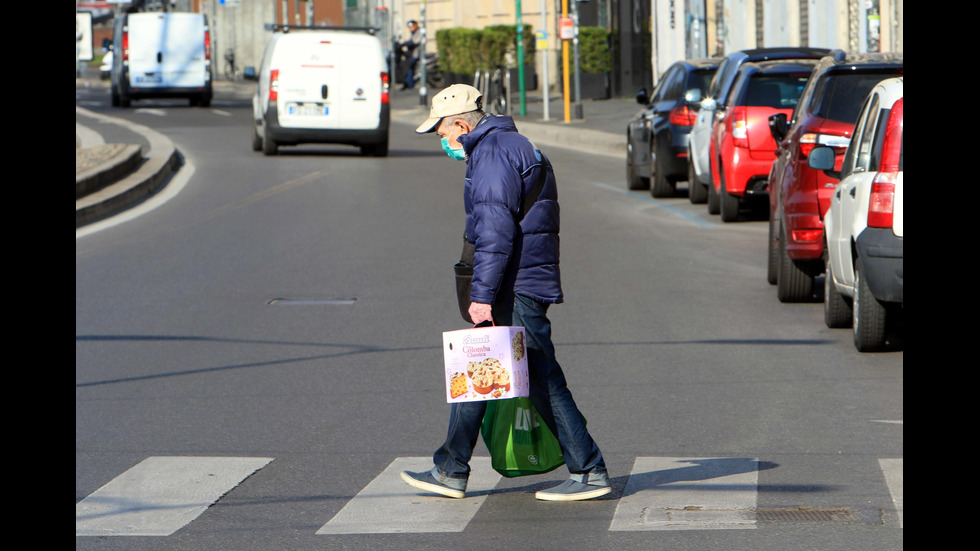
[460,115,518,157]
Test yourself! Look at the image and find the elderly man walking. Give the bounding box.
[400,84,611,502]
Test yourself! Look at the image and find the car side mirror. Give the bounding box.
[806,146,841,180]
[768,113,788,142]
[684,88,702,105]
[635,87,650,105]
[243,66,257,81]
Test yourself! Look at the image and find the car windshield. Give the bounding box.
[809,70,902,123]
[735,74,810,108]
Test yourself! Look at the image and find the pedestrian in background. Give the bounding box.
[401,84,611,501]
[399,20,423,90]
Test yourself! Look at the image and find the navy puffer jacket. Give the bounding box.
[460,115,562,305]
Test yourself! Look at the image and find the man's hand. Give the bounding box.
[468,302,493,325]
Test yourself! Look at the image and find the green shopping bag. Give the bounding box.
[480,397,566,477]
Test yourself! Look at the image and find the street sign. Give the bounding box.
[558,17,574,40]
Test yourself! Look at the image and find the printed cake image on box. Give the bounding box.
[442,325,529,403]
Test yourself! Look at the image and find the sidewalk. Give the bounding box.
[76,76,638,228]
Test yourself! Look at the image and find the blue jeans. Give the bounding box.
[433,294,606,481]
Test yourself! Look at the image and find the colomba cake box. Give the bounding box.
[442,325,529,403]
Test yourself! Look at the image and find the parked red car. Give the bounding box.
[707,59,815,221]
[766,51,903,302]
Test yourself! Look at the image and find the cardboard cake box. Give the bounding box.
[442,325,529,403]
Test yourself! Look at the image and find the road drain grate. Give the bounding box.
[267,297,357,306]
[755,507,867,523]
[661,506,882,525]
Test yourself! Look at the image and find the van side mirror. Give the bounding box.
[243,66,257,81]
[768,113,788,142]
[806,146,841,180]
[635,87,649,105]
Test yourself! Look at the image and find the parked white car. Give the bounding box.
[807,77,903,352]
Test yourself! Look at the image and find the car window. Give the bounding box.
[707,58,733,99]
[685,68,715,97]
[840,95,872,177]
[734,73,810,108]
[854,94,882,172]
[807,70,899,123]
[651,67,676,102]
[655,66,685,102]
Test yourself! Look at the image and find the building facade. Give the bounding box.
[88,1,903,98]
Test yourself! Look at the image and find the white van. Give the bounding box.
[110,12,213,107]
[247,26,390,156]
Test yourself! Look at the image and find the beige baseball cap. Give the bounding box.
[415,84,484,134]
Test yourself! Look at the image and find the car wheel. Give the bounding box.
[688,160,707,204]
[707,179,719,214]
[776,226,815,302]
[823,260,852,328]
[766,217,779,285]
[650,144,674,198]
[719,180,740,222]
[361,137,389,157]
[251,121,263,152]
[262,124,278,156]
[852,265,888,351]
[626,136,649,190]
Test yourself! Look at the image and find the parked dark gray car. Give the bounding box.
[626,58,720,197]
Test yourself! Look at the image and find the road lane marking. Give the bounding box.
[317,457,500,534]
[75,456,273,536]
[609,457,759,531]
[592,182,717,229]
[879,458,903,527]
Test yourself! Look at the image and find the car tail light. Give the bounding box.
[204,30,211,60]
[269,69,279,101]
[867,98,902,229]
[731,107,748,148]
[867,176,896,228]
[791,229,823,243]
[381,72,390,104]
[880,98,903,172]
[122,32,129,61]
[799,132,849,156]
[669,105,696,126]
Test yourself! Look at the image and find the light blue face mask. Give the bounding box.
[441,124,467,161]
[441,136,466,161]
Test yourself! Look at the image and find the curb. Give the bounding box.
[390,107,624,158]
[76,143,142,199]
[75,106,180,228]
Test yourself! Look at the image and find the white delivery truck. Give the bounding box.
[247,26,390,156]
[110,12,213,107]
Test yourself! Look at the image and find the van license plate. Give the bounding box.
[135,75,163,84]
[288,103,329,116]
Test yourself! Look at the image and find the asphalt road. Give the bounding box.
[76,85,903,551]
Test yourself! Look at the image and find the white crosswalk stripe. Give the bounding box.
[76,455,904,536]
[609,457,759,531]
[75,456,273,536]
[317,457,500,534]
[879,458,903,528]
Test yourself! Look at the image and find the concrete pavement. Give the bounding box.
[76,75,640,228]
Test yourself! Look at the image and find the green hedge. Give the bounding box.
[577,26,611,74]
[435,25,535,75]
